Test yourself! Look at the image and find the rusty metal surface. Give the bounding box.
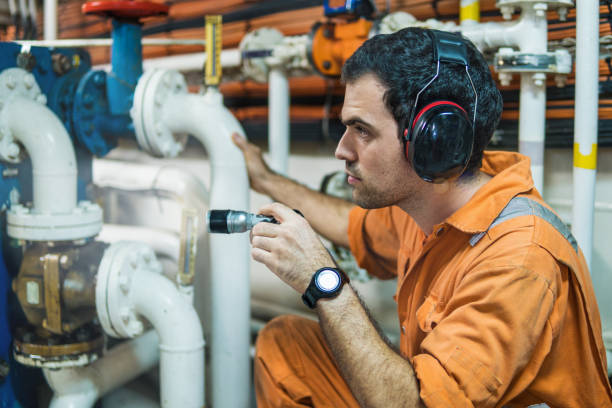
[13,241,108,335]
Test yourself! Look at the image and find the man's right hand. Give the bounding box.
[232,132,275,195]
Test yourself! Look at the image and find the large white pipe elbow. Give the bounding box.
[96,241,205,407]
[132,268,205,407]
[1,96,76,214]
[44,330,159,408]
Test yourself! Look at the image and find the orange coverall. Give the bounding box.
[255,151,612,407]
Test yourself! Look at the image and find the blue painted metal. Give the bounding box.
[324,0,357,16]
[108,19,143,115]
[46,49,92,136]
[72,70,134,157]
[0,202,15,408]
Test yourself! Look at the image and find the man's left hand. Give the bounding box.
[250,203,335,293]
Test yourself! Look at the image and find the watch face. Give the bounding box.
[315,268,341,292]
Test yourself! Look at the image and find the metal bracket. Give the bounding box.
[494,49,572,74]
[42,254,62,334]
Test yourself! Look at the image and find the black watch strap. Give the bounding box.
[302,267,349,309]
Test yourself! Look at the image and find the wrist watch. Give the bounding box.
[302,267,349,309]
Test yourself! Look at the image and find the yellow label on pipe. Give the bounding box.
[460,1,480,23]
[573,143,598,169]
[205,15,222,86]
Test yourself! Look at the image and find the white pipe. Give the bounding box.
[517,7,547,193]
[92,159,209,205]
[16,38,207,48]
[572,0,599,268]
[268,67,290,175]
[1,96,76,214]
[43,0,56,40]
[98,224,180,263]
[132,268,205,408]
[161,88,250,408]
[462,6,548,192]
[94,49,242,73]
[44,330,160,408]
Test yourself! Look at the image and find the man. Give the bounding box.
[233,27,612,407]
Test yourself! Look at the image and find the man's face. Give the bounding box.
[335,74,420,209]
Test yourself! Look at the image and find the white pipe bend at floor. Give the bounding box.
[43,330,159,408]
[0,96,76,213]
[160,87,250,408]
[132,268,205,408]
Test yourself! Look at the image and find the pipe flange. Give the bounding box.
[96,241,162,338]
[7,201,103,241]
[131,69,188,158]
[0,68,47,163]
[496,0,574,20]
[239,27,284,83]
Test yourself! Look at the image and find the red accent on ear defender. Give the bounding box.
[412,100,467,129]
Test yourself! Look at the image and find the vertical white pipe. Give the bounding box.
[460,0,479,25]
[1,96,77,214]
[44,331,160,408]
[43,0,57,40]
[161,88,250,408]
[572,0,599,267]
[516,7,548,193]
[268,67,290,175]
[518,73,546,192]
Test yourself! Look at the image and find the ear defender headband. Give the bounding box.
[403,30,479,183]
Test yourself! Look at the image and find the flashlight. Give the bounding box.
[207,210,277,234]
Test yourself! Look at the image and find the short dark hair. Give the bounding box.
[341,27,503,172]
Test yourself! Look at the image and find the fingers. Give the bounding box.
[257,202,301,224]
[231,132,247,150]
[251,220,279,238]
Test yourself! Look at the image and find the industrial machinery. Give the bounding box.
[0,0,608,406]
[0,1,249,406]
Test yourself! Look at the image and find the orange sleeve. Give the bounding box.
[347,206,400,279]
[412,248,558,408]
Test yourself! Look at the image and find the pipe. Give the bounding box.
[94,48,242,73]
[461,6,548,192]
[43,330,159,408]
[92,159,209,205]
[98,224,180,263]
[460,0,479,26]
[16,38,207,48]
[572,0,599,268]
[1,96,76,214]
[160,87,250,408]
[131,267,204,407]
[43,0,56,40]
[268,67,290,175]
[517,7,547,193]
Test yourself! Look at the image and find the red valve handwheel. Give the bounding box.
[82,1,169,19]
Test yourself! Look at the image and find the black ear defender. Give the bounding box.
[403,30,479,183]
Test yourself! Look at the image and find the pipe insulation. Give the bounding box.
[160,87,250,408]
[43,331,160,408]
[92,159,209,205]
[1,96,77,214]
[572,0,599,267]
